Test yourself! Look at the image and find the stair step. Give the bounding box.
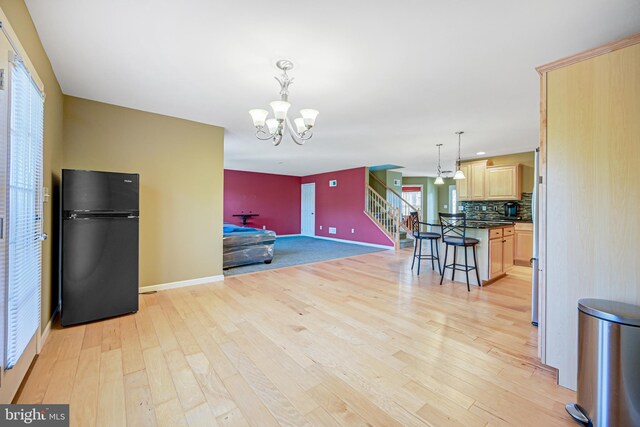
[398,238,414,249]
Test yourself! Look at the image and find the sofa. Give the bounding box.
[223,223,276,269]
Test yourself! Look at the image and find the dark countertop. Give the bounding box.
[426,220,515,229]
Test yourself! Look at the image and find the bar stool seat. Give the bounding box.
[410,216,441,276]
[443,236,479,246]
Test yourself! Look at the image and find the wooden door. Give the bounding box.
[503,235,514,270]
[514,230,533,265]
[542,39,640,389]
[488,237,503,279]
[470,161,486,200]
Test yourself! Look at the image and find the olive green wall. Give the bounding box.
[437,178,455,212]
[0,1,64,329]
[401,176,439,222]
[370,169,387,198]
[63,96,224,287]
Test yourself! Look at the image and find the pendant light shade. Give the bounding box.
[453,131,466,180]
[435,143,445,185]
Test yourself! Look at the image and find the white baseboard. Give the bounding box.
[277,234,302,237]
[311,235,394,250]
[140,275,224,293]
[37,308,58,354]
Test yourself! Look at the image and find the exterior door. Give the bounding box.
[301,183,315,236]
[0,35,45,402]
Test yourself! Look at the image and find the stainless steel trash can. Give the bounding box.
[566,298,640,426]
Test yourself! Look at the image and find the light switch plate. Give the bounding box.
[328,227,337,234]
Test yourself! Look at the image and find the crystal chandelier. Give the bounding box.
[453,131,466,180]
[248,60,319,146]
[434,144,444,185]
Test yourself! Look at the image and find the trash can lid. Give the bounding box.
[578,298,640,327]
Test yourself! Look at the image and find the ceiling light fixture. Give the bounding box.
[434,144,444,185]
[249,60,319,146]
[476,151,486,155]
[453,131,466,180]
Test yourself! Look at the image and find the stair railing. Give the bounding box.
[365,186,402,248]
[368,173,421,235]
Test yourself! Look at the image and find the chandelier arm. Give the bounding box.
[272,133,283,146]
[284,118,313,145]
[255,128,276,141]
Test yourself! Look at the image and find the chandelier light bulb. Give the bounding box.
[294,118,306,133]
[266,118,279,134]
[249,109,269,127]
[270,101,291,120]
[300,109,319,127]
[434,176,444,185]
[454,131,466,180]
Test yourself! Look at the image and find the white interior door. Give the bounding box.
[301,183,315,236]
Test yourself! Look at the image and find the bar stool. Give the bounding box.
[411,219,441,275]
[438,213,481,291]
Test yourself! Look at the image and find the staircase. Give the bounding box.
[365,174,422,249]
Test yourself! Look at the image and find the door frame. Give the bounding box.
[300,183,315,236]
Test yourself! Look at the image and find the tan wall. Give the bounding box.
[0,1,64,329]
[63,96,224,287]
[544,42,640,389]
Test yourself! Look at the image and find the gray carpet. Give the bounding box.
[224,236,389,276]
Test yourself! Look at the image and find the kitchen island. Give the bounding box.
[425,220,516,287]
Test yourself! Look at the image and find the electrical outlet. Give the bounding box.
[262,225,266,229]
[459,205,464,211]
[319,225,322,230]
[351,228,355,234]
[482,206,487,211]
[474,206,479,211]
[328,227,337,235]
[443,204,448,209]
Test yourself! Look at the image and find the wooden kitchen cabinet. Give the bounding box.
[455,163,471,200]
[488,226,515,280]
[503,235,514,270]
[456,161,486,201]
[485,164,522,200]
[514,222,533,266]
[489,237,504,280]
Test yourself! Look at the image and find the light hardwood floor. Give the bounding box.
[16,250,576,426]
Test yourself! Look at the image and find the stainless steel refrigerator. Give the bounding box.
[61,169,139,326]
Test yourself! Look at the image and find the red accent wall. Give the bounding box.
[301,167,394,247]
[224,169,301,235]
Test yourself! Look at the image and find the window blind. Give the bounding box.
[6,58,44,369]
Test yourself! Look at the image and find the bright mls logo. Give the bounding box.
[0,405,69,426]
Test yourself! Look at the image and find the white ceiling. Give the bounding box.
[26,0,640,177]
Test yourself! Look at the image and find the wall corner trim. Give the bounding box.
[37,307,58,354]
[139,275,225,293]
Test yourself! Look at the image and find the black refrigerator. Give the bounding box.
[61,169,140,326]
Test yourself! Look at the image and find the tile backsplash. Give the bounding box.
[458,193,533,222]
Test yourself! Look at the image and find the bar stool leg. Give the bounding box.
[435,239,441,275]
[472,245,481,287]
[464,246,470,292]
[417,238,423,276]
[452,246,457,281]
[440,244,448,285]
[411,237,418,270]
[430,239,435,271]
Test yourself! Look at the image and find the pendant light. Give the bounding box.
[434,144,444,185]
[453,131,466,180]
